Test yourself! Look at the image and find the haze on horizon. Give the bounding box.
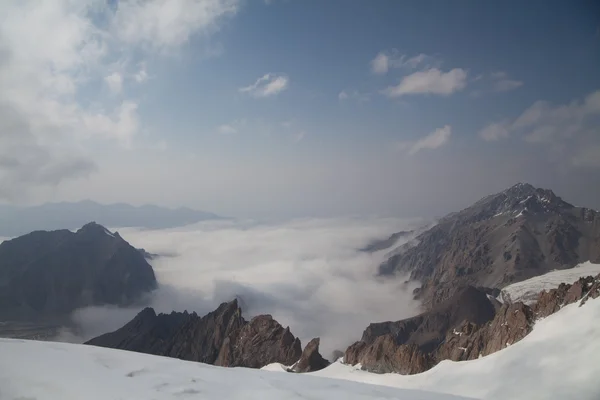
[1,0,599,220]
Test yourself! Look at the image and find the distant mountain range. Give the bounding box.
[0,222,157,321]
[380,183,600,308]
[0,200,222,237]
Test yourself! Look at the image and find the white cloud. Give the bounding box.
[293,131,305,143]
[0,0,238,200]
[338,90,370,102]
[370,51,433,75]
[490,71,523,93]
[408,125,452,154]
[218,124,237,134]
[133,63,149,83]
[239,73,289,98]
[479,122,510,141]
[371,52,390,75]
[104,72,123,94]
[111,0,240,51]
[479,90,600,168]
[65,218,421,355]
[382,68,468,97]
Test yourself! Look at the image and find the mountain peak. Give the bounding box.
[76,222,118,239]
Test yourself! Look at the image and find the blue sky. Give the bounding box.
[1,0,599,218]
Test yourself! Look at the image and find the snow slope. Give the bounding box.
[0,339,469,400]
[264,296,600,400]
[500,261,600,304]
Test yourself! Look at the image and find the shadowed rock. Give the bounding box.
[290,338,330,373]
[86,299,302,369]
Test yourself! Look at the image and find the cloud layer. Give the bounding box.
[62,217,423,357]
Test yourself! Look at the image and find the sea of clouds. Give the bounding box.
[64,217,425,358]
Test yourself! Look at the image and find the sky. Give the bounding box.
[1,0,599,219]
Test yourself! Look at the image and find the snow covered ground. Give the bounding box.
[264,295,600,400]
[1,289,598,400]
[500,261,600,304]
[0,339,469,400]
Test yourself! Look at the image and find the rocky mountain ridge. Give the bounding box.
[380,183,600,308]
[344,272,600,375]
[0,222,157,321]
[86,299,329,371]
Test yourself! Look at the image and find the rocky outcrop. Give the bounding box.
[216,314,302,368]
[86,299,303,369]
[345,273,600,375]
[0,222,157,321]
[290,338,330,373]
[379,183,600,309]
[344,286,496,374]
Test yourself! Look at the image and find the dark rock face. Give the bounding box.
[345,273,600,375]
[290,338,330,373]
[379,183,600,308]
[216,314,302,368]
[86,299,303,369]
[344,286,496,373]
[0,222,157,320]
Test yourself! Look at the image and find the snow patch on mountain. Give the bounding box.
[500,261,600,304]
[264,295,600,400]
[0,339,468,400]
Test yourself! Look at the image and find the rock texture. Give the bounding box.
[0,222,157,320]
[380,183,600,308]
[345,273,600,375]
[86,299,303,369]
[290,338,330,373]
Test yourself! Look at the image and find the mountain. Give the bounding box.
[0,200,222,237]
[0,222,157,320]
[380,183,600,308]
[345,271,600,375]
[86,299,308,369]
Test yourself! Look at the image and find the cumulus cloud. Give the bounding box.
[111,0,240,51]
[239,73,289,98]
[382,68,468,97]
[370,51,433,75]
[0,0,238,200]
[61,217,423,357]
[104,72,123,94]
[399,125,452,155]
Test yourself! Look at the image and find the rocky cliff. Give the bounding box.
[86,299,303,369]
[380,183,600,308]
[345,273,600,375]
[0,222,157,320]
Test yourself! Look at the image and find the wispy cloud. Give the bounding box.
[490,71,523,92]
[239,73,289,98]
[382,68,468,97]
[395,126,452,155]
[218,124,238,135]
[479,121,510,141]
[370,51,433,75]
[338,90,370,102]
[479,90,600,167]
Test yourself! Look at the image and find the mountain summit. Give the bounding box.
[380,183,600,308]
[0,222,157,320]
